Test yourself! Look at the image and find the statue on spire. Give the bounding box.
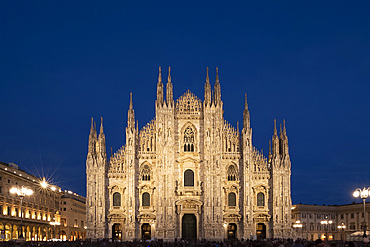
[166,67,173,107]
[204,67,211,106]
[156,66,164,107]
[214,67,221,106]
[243,93,250,130]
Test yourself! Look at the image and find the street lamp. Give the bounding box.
[293,220,303,239]
[50,219,61,239]
[10,186,33,240]
[353,187,370,240]
[338,223,346,241]
[320,218,333,241]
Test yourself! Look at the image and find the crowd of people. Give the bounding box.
[0,238,369,247]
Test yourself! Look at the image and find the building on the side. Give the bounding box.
[0,161,62,241]
[86,67,293,241]
[291,203,370,241]
[59,191,86,241]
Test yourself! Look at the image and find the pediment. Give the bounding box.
[177,154,201,163]
[175,198,203,207]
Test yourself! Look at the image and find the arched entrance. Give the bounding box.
[141,223,151,240]
[112,224,122,240]
[256,223,266,240]
[60,230,67,241]
[182,214,196,240]
[227,223,237,240]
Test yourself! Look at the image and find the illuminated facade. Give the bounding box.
[0,162,62,241]
[86,68,293,241]
[60,191,86,241]
[292,203,370,241]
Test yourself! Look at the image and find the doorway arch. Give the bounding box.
[112,223,122,240]
[227,223,237,239]
[182,214,196,240]
[141,223,151,240]
[256,223,266,240]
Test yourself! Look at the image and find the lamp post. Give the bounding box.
[50,219,61,239]
[353,187,370,241]
[320,217,332,241]
[337,223,346,241]
[10,186,33,240]
[293,220,303,239]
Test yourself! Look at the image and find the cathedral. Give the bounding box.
[86,67,292,241]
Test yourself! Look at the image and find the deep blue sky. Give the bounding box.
[1,1,370,205]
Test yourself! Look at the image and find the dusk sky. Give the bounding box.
[1,1,370,205]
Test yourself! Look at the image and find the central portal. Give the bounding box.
[182,214,196,240]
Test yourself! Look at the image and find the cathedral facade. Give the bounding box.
[86,67,292,241]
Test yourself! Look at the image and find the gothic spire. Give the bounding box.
[166,67,174,107]
[97,117,106,157]
[127,93,135,129]
[204,67,211,106]
[272,119,279,156]
[282,119,289,156]
[100,116,104,135]
[88,117,97,155]
[90,117,95,135]
[156,66,164,107]
[283,119,287,136]
[214,67,221,106]
[243,93,250,130]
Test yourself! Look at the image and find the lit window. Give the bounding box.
[184,169,194,187]
[257,192,265,206]
[228,192,236,206]
[142,192,150,206]
[113,192,121,207]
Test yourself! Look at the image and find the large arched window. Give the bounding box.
[228,192,236,206]
[257,192,265,206]
[184,127,195,152]
[184,169,194,186]
[141,165,151,181]
[227,165,237,181]
[142,192,150,206]
[113,192,121,206]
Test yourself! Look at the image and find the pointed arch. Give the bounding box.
[227,164,238,181]
[181,122,198,153]
[140,163,151,181]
